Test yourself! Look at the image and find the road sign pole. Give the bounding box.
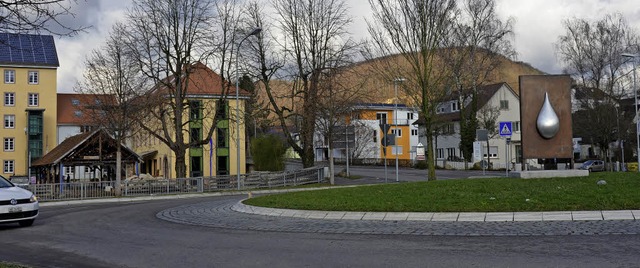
[505,138,508,177]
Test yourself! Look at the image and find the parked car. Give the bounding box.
[0,175,39,227]
[579,160,605,172]
[9,176,30,187]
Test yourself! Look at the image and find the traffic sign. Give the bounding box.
[499,121,512,137]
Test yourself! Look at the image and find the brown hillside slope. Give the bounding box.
[255,51,545,122]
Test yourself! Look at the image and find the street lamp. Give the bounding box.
[622,53,639,173]
[393,77,405,182]
[235,28,262,190]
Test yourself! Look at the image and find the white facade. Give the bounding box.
[422,83,541,170]
[314,104,420,163]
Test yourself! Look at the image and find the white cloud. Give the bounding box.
[496,0,640,74]
[55,0,130,93]
[53,0,640,92]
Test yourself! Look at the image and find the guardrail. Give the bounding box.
[18,166,326,202]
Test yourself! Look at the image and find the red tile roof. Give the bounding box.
[152,62,250,96]
[57,93,115,125]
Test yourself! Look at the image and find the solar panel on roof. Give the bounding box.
[0,33,59,66]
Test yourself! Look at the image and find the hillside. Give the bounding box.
[254,50,546,119]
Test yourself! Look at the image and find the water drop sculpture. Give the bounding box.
[536,92,560,139]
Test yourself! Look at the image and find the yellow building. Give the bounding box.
[0,33,58,178]
[132,62,248,178]
[352,104,419,162]
[315,103,419,164]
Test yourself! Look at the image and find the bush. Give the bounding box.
[251,134,287,171]
[413,160,428,169]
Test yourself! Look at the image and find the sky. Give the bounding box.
[53,0,640,93]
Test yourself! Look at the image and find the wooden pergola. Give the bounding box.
[31,129,141,183]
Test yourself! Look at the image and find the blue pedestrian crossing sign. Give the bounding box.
[499,121,512,137]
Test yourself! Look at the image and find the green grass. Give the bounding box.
[244,172,640,212]
[0,262,30,268]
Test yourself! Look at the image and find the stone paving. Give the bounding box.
[156,196,640,236]
[232,201,640,222]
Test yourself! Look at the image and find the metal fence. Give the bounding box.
[19,166,326,202]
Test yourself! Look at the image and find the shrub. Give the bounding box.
[251,134,287,171]
[413,160,428,169]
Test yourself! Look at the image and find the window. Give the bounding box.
[85,166,91,173]
[190,100,202,120]
[3,160,14,173]
[81,125,95,133]
[72,99,80,106]
[216,100,227,119]
[447,148,456,159]
[4,138,14,151]
[4,115,15,128]
[392,128,402,137]
[190,127,201,146]
[441,123,454,134]
[436,148,444,159]
[451,101,460,112]
[373,130,377,142]
[407,112,414,120]
[513,121,521,132]
[4,92,14,106]
[65,166,74,175]
[74,110,82,117]
[392,145,403,155]
[411,129,418,136]
[376,112,387,124]
[500,100,509,110]
[28,71,39,84]
[437,106,445,114]
[4,70,15,83]
[483,146,498,158]
[217,128,227,148]
[28,93,38,106]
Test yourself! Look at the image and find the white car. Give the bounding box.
[0,175,39,227]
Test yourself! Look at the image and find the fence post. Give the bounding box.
[198,177,203,192]
[294,172,297,186]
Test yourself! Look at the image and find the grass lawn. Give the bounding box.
[0,263,29,268]
[244,172,640,212]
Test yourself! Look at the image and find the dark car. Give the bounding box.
[579,160,605,172]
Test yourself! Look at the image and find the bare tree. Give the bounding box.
[365,0,458,180]
[445,0,515,168]
[315,67,366,184]
[349,121,377,162]
[0,0,86,36]
[121,0,221,178]
[76,24,144,195]
[249,0,357,168]
[556,13,640,163]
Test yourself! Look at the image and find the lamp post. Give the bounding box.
[622,53,639,173]
[235,28,262,190]
[393,78,405,182]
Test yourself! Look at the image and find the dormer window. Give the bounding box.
[72,99,80,106]
[451,101,460,112]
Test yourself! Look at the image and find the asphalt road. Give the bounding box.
[2,195,640,268]
[289,161,507,182]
